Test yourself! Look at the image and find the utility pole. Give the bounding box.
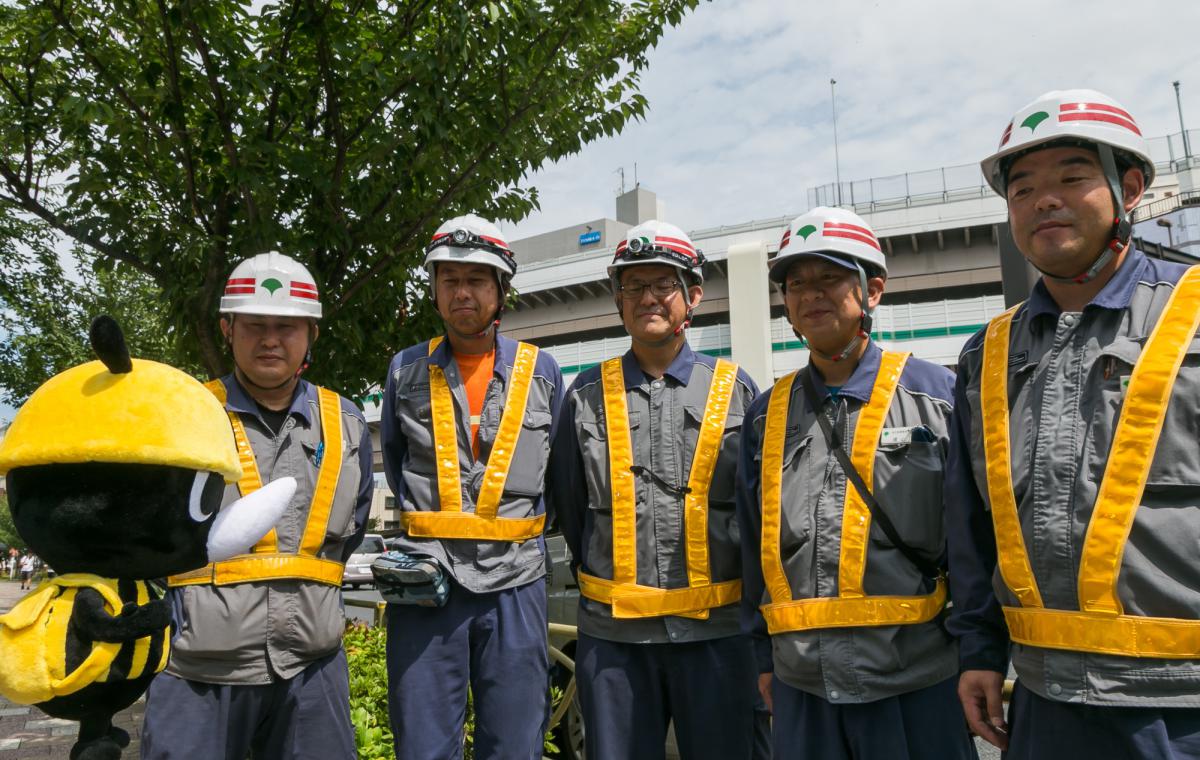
[1174,81,1192,161]
[831,78,843,206]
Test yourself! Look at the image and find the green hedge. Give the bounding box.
[344,623,561,759]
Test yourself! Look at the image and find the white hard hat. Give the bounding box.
[608,220,705,282]
[220,252,322,319]
[768,207,886,283]
[424,214,516,279]
[980,89,1155,195]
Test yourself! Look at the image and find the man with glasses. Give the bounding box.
[737,207,974,759]
[381,214,564,759]
[547,220,764,759]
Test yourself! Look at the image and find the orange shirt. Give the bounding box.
[453,348,495,458]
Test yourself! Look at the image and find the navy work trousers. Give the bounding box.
[771,673,977,760]
[1005,681,1200,759]
[386,576,548,760]
[140,648,354,760]
[576,632,761,760]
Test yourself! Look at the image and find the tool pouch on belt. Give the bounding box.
[371,551,450,608]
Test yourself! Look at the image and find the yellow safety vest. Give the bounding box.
[168,380,346,587]
[759,351,947,635]
[400,337,546,542]
[981,265,1200,659]
[578,357,743,620]
[0,575,170,704]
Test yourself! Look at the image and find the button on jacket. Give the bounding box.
[738,342,957,703]
[548,344,759,644]
[381,335,564,593]
[166,377,373,684]
[946,249,1200,707]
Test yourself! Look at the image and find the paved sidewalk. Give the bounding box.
[0,579,145,758]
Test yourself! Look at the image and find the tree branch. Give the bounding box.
[333,0,593,313]
[0,157,158,279]
[154,0,211,235]
[262,0,302,142]
[182,10,259,227]
[47,2,172,145]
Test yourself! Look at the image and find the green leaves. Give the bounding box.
[0,0,705,399]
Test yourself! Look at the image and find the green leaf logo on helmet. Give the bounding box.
[1020,111,1051,132]
[260,277,283,295]
[797,224,818,240]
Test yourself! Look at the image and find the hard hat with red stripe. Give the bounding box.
[981,89,1154,285]
[981,89,1154,195]
[424,214,517,280]
[219,252,322,319]
[609,220,705,283]
[768,207,886,284]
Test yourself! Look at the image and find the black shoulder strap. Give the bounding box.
[799,367,942,581]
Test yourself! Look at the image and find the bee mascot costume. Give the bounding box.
[0,316,294,760]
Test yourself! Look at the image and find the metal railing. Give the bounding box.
[1132,190,1200,224]
[807,130,1200,215]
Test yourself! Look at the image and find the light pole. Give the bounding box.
[1174,81,1191,161]
[831,78,843,207]
[1158,217,1175,248]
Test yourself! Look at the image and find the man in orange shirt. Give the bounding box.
[380,215,564,759]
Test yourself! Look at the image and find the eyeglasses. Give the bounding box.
[616,278,683,301]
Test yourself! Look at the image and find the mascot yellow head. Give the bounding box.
[0,316,288,578]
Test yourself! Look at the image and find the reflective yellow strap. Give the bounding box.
[476,343,539,519]
[981,305,1045,609]
[166,554,344,587]
[418,339,544,541]
[1004,606,1200,659]
[684,360,738,588]
[402,511,545,542]
[760,372,797,604]
[601,357,638,585]
[126,581,151,680]
[45,577,123,698]
[1078,265,1200,615]
[761,577,947,635]
[577,571,740,620]
[837,352,909,598]
[428,358,465,514]
[299,387,344,556]
[204,379,276,554]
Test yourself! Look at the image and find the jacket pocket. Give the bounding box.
[871,437,944,556]
[579,411,641,512]
[504,408,554,497]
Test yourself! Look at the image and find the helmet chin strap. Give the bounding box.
[796,263,873,363]
[1026,143,1131,286]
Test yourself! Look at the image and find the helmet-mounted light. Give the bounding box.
[426,228,516,273]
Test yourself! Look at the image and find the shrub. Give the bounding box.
[344,622,561,759]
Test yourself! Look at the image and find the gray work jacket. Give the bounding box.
[946,250,1200,706]
[381,334,564,593]
[548,344,759,644]
[737,342,958,704]
[166,377,373,684]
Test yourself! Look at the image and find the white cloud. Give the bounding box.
[500,0,1200,240]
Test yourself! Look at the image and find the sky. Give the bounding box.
[498,0,1200,240]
